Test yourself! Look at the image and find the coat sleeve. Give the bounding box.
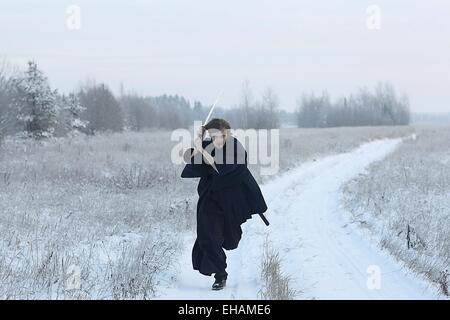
[180,140,213,178]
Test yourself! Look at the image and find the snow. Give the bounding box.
[155,137,442,300]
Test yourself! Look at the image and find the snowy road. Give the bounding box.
[155,137,439,299]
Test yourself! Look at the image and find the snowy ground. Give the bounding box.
[0,127,415,299]
[155,137,442,300]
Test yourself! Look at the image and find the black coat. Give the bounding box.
[181,136,268,250]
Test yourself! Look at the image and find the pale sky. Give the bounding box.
[1,0,449,112]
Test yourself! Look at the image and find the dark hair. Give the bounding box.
[204,118,231,131]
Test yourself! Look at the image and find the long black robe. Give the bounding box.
[181,135,268,276]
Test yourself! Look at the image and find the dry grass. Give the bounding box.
[0,126,413,299]
[342,125,450,297]
[259,237,297,300]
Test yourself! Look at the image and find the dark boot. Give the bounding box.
[212,278,226,290]
[212,271,227,290]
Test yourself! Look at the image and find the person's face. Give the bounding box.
[208,129,228,148]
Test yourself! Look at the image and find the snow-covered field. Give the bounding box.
[2,125,444,299]
[155,136,442,299]
[343,126,450,297]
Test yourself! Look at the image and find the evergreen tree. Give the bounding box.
[64,93,88,132]
[12,61,57,138]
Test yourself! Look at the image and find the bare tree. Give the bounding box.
[239,80,254,129]
[120,94,155,131]
[78,82,124,134]
[296,91,330,128]
[261,86,280,129]
[0,60,19,138]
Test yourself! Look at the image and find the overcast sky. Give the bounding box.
[1,0,449,112]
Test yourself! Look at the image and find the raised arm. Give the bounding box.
[181,127,217,178]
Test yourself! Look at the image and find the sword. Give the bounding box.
[258,213,270,226]
[199,92,223,174]
[203,91,223,125]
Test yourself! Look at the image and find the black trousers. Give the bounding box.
[192,191,229,280]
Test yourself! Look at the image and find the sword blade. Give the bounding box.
[203,91,223,125]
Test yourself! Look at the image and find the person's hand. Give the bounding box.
[193,126,205,151]
[196,126,205,139]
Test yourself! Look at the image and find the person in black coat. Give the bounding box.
[181,118,269,290]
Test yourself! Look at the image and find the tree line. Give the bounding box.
[0,61,211,139]
[296,85,410,128]
[0,60,410,141]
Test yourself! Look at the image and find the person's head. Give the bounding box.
[204,118,231,148]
